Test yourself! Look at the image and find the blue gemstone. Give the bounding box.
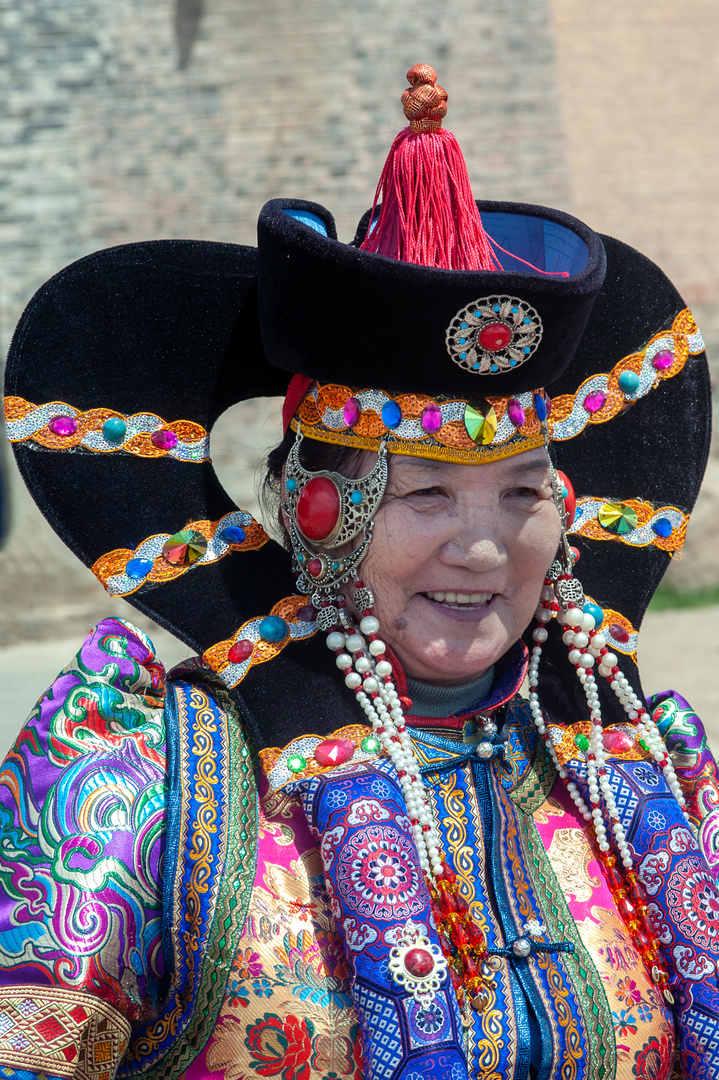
[297,552,305,562]
[259,615,288,643]
[510,360,517,366]
[286,477,297,492]
[461,322,468,329]
[220,525,246,544]
[126,558,153,580]
[583,601,604,626]
[652,517,673,538]
[511,307,518,314]
[382,400,402,428]
[459,338,466,345]
[491,365,498,372]
[350,491,363,505]
[523,347,531,354]
[533,393,547,421]
[331,561,340,571]
[524,317,531,324]
[561,486,568,498]
[574,506,583,520]
[493,305,500,312]
[460,353,467,361]
[473,363,480,370]
[474,311,483,318]
[103,417,126,443]
[618,371,640,395]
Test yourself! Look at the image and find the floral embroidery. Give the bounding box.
[245,1012,315,1080]
[613,1009,638,1037]
[632,1033,674,1079]
[616,977,643,1008]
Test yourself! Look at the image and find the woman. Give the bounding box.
[2,65,719,1079]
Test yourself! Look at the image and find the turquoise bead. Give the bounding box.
[618,371,640,394]
[259,616,288,643]
[583,601,604,626]
[286,478,297,492]
[350,491,363,505]
[103,416,127,443]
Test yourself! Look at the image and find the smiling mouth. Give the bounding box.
[423,590,494,610]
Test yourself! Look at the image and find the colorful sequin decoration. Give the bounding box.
[91,511,268,596]
[4,396,210,462]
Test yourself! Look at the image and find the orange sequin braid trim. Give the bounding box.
[569,498,688,555]
[203,595,318,689]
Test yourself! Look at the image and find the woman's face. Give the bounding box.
[358,448,562,686]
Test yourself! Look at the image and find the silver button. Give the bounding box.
[476,741,494,759]
[512,937,532,958]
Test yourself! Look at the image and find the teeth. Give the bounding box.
[425,591,492,604]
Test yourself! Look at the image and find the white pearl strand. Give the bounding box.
[528,602,691,874]
[327,616,444,880]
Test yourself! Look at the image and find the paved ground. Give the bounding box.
[1,604,716,759]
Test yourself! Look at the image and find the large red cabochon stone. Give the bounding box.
[296,477,341,542]
[478,322,512,351]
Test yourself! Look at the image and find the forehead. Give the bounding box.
[388,447,551,481]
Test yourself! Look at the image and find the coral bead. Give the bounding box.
[296,477,341,542]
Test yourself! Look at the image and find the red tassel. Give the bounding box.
[360,65,501,272]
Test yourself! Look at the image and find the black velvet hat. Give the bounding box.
[4,68,711,750]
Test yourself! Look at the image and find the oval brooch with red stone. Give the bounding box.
[446,295,543,375]
[387,919,448,1007]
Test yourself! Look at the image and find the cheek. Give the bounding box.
[512,508,562,592]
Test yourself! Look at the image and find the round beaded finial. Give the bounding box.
[402,64,448,133]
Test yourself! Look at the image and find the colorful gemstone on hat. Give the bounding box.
[652,349,673,370]
[533,393,548,422]
[259,616,288,643]
[652,517,673,538]
[420,403,442,433]
[343,397,362,427]
[220,525,246,544]
[598,502,638,535]
[48,416,78,436]
[102,416,127,443]
[618,371,640,394]
[583,390,606,414]
[464,400,498,446]
[603,729,634,753]
[608,622,630,643]
[583,601,604,625]
[287,753,307,773]
[296,476,341,542]
[296,604,317,622]
[314,737,355,767]
[228,638,253,664]
[361,734,382,754]
[507,398,525,427]
[151,428,178,450]
[382,400,403,428]
[126,557,153,580]
[477,322,512,351]
[574,732,590,753]
[403,947,435,977]
[162,529,208,566]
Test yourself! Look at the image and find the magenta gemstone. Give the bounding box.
[296,476,341,542]
[507,398,526,427]
[478,322,512,351]
[404,947,435,978]
[151,428,178,450]
[307,558,324,578]
[228,638,253,664]
[420,403,442,433]
[343,397,362,427]
[583,391,607,414]
[296,604,317,623]
[48,416,78,437]
[314,737,355,767]
[603,729,634,753]
[608,622,630,644]
[653,350,673,370]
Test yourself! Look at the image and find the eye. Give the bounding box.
[408,486,443,497]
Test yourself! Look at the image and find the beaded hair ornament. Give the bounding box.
[282,64,682,1018]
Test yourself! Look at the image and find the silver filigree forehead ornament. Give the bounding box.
[446,295,543,375]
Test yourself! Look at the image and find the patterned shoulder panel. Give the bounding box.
[650,690,719,882]
[0,618,168,1022]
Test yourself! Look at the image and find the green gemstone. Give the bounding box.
[464,399,498,446]
[574,733,590,752]
[361,735,382,754]
[162,528,208,566]
[287,754,307,773]
[597,501,639,535]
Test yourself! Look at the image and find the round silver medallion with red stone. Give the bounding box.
[446,294,543,375]
[388,920,448,1007]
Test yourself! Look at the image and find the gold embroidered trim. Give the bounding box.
[569,498,688,554]
[546,721,653,768]
[585,596,638,662]
[4,397,210,462]
[203,595,318,689]
[91,515,268,597]
[259,723,381,793]
[0,985,130,1080]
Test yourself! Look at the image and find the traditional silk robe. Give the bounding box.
[0,617,718,1080]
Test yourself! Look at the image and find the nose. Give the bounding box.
[436,509,506,572]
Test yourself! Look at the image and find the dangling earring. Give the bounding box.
[283,425,389,630]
